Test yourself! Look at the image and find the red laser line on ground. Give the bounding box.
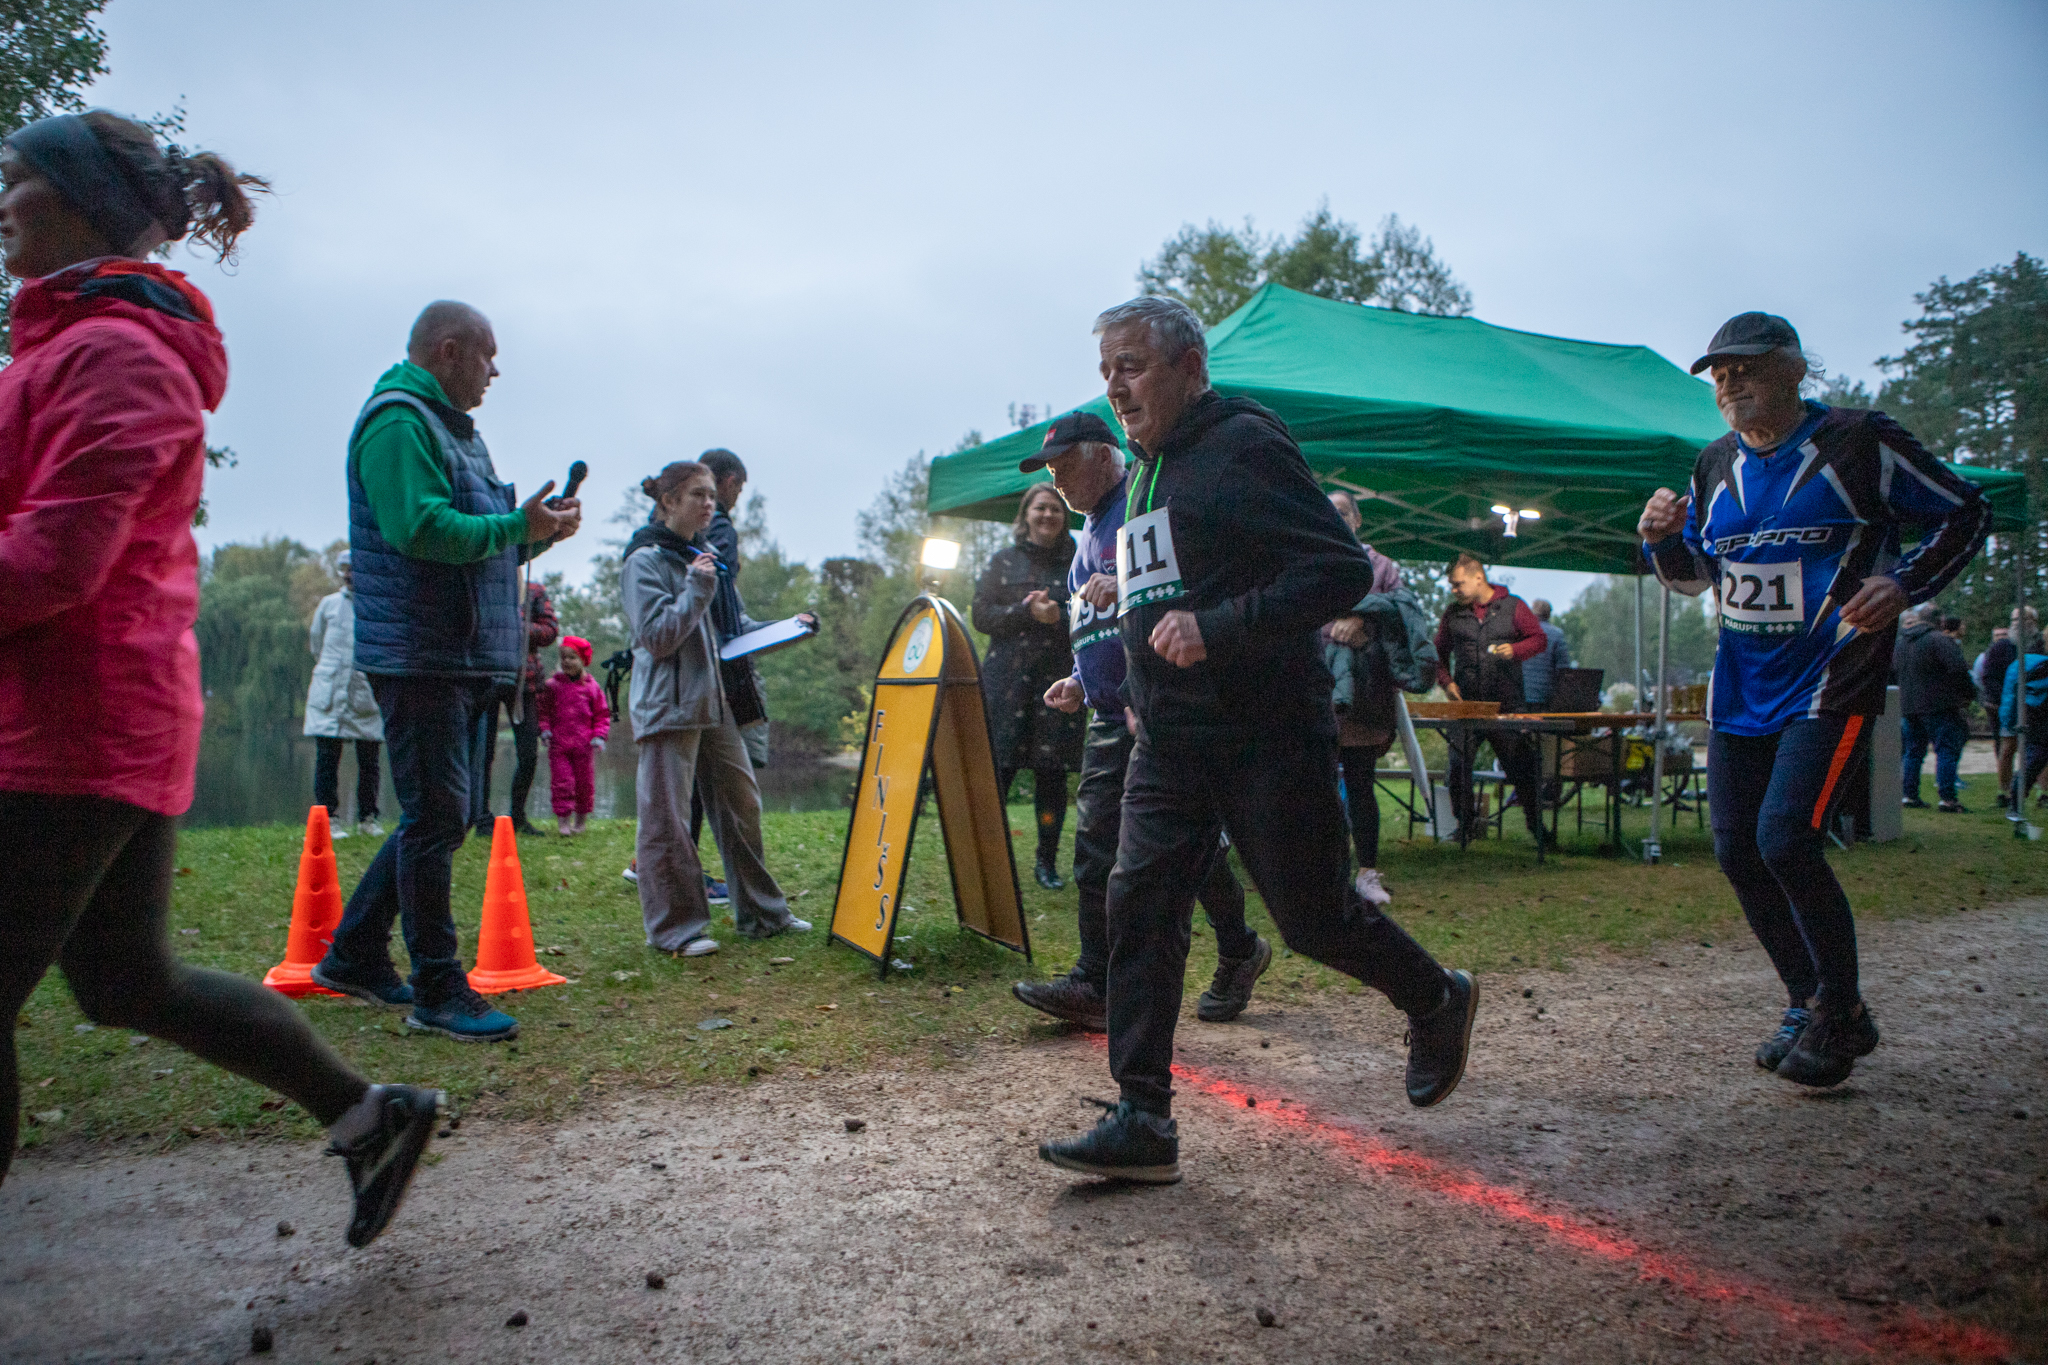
[1147,1055,2012,1363]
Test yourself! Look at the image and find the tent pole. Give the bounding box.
[1634,575,1645,707]
[2016,532,2031,834]
[1646,583,1671,862]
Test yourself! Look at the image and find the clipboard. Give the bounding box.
[719,616,818,662]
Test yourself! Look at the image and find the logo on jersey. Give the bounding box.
[1708,526,1832,555]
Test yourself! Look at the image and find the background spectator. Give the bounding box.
[472,579,558,837]
[973,482,1084,888]
[304,552,384,837]
[538,636,608,836]
[1520,598,1572,709]
[1984,608,2038,811]
[1434,552,1550,847]
[1895,603,1975,811]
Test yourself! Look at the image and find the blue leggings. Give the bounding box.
[1709,714,1871,1009]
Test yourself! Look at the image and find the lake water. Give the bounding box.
[184,724,857,830]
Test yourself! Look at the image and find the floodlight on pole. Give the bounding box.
[919,536,961,590]
[1490,504,1543,538]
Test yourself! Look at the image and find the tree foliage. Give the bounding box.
[1138,201,1473,326]
[1878,252,2047,641]
[1554,574,1718,692]
[0,0,106,133]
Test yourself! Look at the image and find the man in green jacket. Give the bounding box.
[318,301,581,1042]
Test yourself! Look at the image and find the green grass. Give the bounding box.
[13,792,2046,1153]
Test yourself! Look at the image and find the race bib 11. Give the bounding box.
[1116,507,1185,614]
[1718,560,1804,635]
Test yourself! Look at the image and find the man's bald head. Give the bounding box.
[408,301,491,360]
[406,300,498,411]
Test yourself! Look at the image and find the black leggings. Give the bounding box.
[0,793,367,1183]
[1338,743,1389,869]
[1000,765,1069,865]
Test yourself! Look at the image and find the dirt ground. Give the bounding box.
[4,903,2044,1365]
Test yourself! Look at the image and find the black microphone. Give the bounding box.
[561,459,588,502]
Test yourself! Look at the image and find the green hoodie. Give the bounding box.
[348,360,528,564]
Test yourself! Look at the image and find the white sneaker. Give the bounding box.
[780,917,813,934]
[1354,868,1392,906]
[331,826,351,840]
[621,865,638,884]
[357,819,384,838]
[680,937,719,957]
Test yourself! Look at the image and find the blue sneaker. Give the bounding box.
[705,876,731,906]
[1754,1006,1810,1071]
[406,987,519,1043]
[312,958,415,1009]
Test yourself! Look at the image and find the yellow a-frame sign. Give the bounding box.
[830,594,1030,976]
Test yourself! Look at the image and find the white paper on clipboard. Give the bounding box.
[719,617,817,662]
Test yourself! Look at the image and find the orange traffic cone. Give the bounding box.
[467,816,567,994]
[263,806,344,997]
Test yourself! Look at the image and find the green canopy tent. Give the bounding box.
[927,284,2028,857]
[928,284,2029,569]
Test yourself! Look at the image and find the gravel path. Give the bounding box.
[4,903,2043,1364]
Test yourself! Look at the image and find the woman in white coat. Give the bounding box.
[305,554,385,836]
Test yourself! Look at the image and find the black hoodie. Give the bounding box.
[1118,391,1375,740]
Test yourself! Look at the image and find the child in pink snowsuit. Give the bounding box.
[538,636,609,835]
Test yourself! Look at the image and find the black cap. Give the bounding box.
[1018,410,1121,472]
[1690,312,1801,375]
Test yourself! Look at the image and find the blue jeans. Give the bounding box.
[1901,709,1968,804]
[1709,714,1871,1009]
[328,674,494,1007]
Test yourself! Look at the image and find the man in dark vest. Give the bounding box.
[315,301,581,1042]
[1433,552,1550,847]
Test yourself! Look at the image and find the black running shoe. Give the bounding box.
[1033,860,1064,891]
[1038,1099,1180,1184]
[1775,999,1879,1088]
[1011,975,1106,1030]
[1197,934,1271,1022]
[1937,801,1967,814]
[329,1085,442,1248]
[1404,969,1478,1108]
[1754,1006,1810,1071]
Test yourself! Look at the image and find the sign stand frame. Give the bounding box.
[828,593,1032,978]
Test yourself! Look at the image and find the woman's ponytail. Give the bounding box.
[80,110,269,262]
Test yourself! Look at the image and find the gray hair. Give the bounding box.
[1093,296,1209,386]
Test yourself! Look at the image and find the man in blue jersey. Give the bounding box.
[1640,311,1989,1088]
[1008,411,1270,1032]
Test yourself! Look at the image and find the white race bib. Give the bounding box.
[1718,560,1804,636]
[1116,507,1185,615]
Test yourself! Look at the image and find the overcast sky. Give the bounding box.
[84,0,2047,609]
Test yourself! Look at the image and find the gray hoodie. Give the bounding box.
[622,541,723,739]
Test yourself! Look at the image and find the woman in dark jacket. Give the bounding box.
[973,483,1084,887]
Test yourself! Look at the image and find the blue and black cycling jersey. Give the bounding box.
[1646,402,1989,736]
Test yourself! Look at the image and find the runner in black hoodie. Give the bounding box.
[1039,297,1477,1184]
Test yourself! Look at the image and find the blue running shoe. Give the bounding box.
[1754,1006,1810,1071]
[406,987,519,1043]
[705,875,731,906]
[312,958,415,1009]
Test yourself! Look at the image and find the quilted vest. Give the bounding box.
[346,391,523,678]
[1443,590,1527,709]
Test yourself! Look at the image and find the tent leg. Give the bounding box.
[1646,583,1671,863]
[1634,574,1645,706]
[2016,532,2033,836]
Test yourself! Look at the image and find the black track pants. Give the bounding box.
[1071,712,1255,990]
[1106,728,1448,1115]
[0,793,368,1184]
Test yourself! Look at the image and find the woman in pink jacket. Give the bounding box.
[538,635,610,835]
[0,111,434,1247]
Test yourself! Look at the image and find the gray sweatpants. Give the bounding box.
[636,715,792,950]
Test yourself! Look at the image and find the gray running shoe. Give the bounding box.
[1197,934,1272,1022]
[1775,999,1878,1088]
[329,1085,442,1248]
[1012,975,1106,1031]
[1039,1098,1180,1184]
